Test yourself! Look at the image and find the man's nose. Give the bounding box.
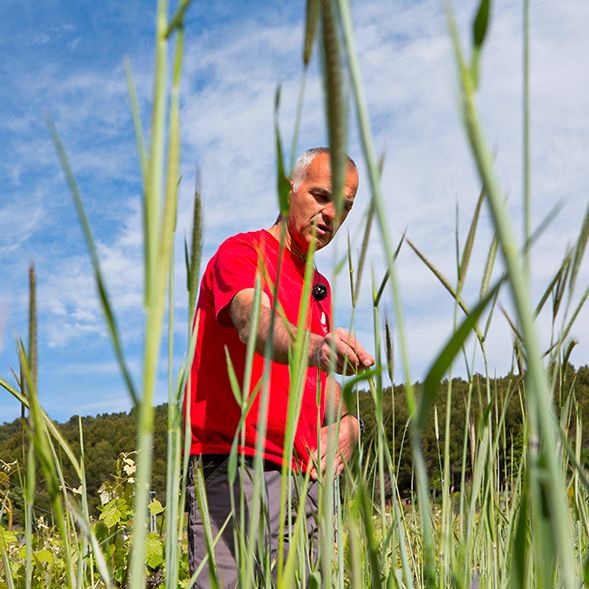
[321,201,336,223]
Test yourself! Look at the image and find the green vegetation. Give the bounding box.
[2,364,589,524]
[2,0,589,587]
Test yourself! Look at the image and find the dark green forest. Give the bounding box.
[2,364,588,526]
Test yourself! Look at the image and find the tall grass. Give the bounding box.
[1,0,588,587]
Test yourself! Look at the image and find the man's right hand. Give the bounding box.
[312,327,375,374]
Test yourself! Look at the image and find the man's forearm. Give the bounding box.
[230,288,374,375]
[230,289,320,366]
[253,304,298,364]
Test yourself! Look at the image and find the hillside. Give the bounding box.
[2,365,588,525]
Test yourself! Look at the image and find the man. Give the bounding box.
[186,147,374,587]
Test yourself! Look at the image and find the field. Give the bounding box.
[1,0,589,588]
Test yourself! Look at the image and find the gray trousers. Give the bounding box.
[186,455,319,588]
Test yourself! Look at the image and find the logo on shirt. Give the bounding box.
[320,311,328,335]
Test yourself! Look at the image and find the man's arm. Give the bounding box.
[230,289,368,479]
[229,288,374,374]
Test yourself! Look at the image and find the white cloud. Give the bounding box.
[0,199,44,256]
[1,0,588,421]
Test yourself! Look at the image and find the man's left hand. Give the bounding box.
[309,415,360,480]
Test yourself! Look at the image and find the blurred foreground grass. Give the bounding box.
[2,0,589,587]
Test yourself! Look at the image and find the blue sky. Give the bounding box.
[1,0,588,423]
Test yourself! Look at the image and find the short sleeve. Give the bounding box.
[211,237,261,327]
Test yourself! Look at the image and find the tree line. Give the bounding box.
[2,364,588,526]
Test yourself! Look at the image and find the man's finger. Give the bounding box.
[343,332,375,367]
[335,329,375,369]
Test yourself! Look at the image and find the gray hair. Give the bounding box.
[291,147,356,192]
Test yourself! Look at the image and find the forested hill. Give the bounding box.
[2,365,589,521]
[1,404,171,521]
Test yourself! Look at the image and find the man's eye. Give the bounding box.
[313,192,330,203]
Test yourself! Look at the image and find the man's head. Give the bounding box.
[285,147,359,255]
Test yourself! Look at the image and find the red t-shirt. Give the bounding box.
[188,229,331,471]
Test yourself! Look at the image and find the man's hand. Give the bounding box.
[312,327,375,375]
[309,415,360,480]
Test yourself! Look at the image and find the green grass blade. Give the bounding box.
[347,232,356,307]
[24,441,34,589]
[416,281,500,432]
[124,58,147,183]
[406,237,469,315]
[186,512,232,589]
[373,230,405,307]
[27,267,37,394]
[321,0,346,215]
[522,0,531,272]
[47,118,139,406]
[166,0,193,38]
[384,316,394,384]
[480,235,498,297]
[353,203,375,303]
[569,200,589,295]
[289,69,308,172]
[558,286,589,348]
[188,173,203,325]
[69,499,114,588]
[274,86,291,217]
[303,0,320,66]
[406,236,485,343]
[473,0,492,49]
[534,252,571,318]
[458,189,484,293]
[446,3,577,583]
[471,0,492,87]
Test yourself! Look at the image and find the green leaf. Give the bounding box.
[165,0,193,38]
[148,499,165,516]
[309,571,322,589]
[34,548,54,565]
[146,532,164,569]
[0,528,17,544]
[473,0,491,49]
[100,499,125,529]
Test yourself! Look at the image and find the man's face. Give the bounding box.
[287,152,359,254]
